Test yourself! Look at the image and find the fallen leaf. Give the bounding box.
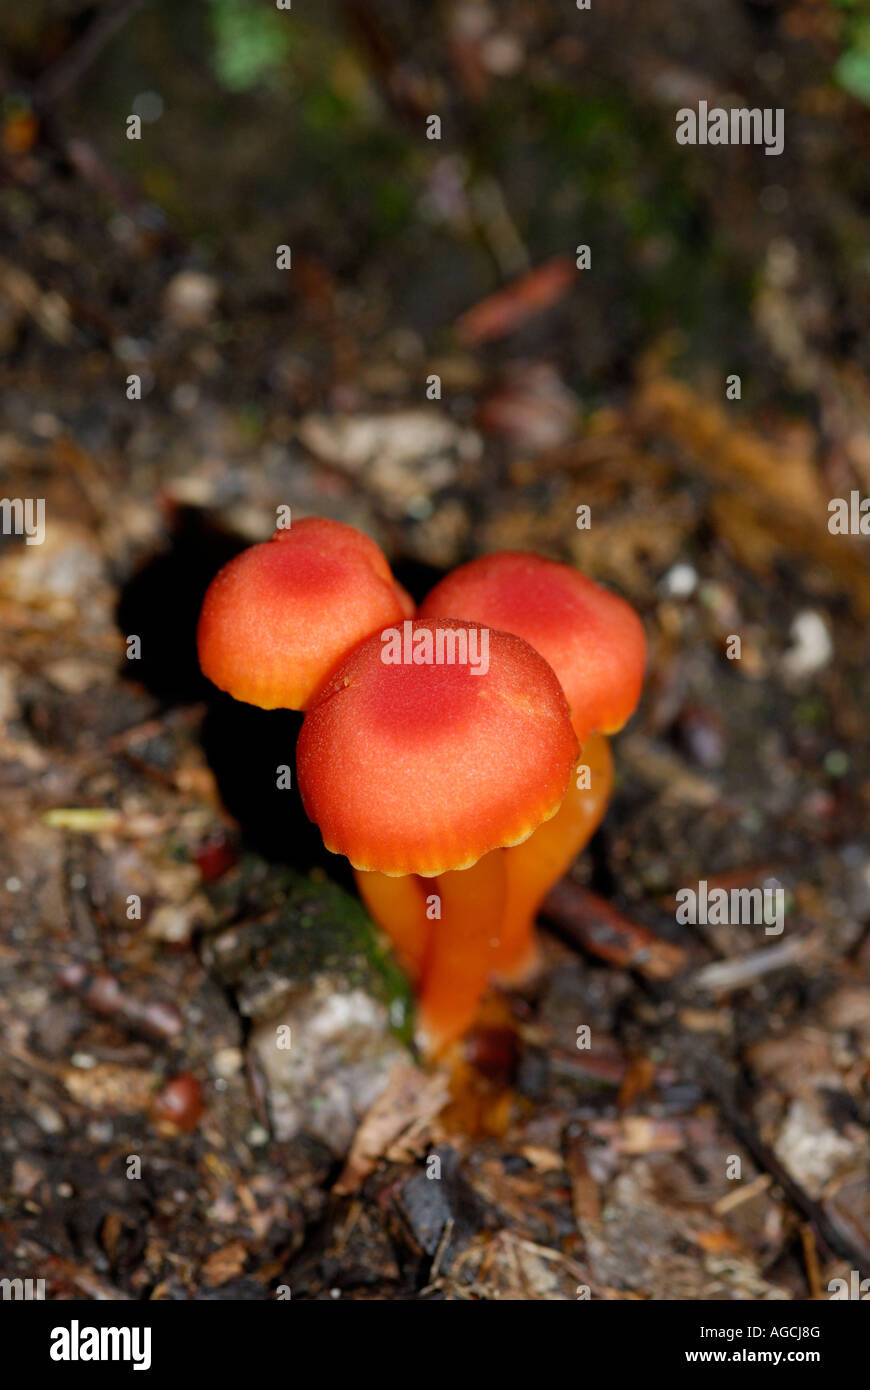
[333,1062,449,1195]
[202,1241,248,1288]
[456,257,574,344]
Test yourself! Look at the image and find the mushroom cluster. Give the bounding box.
[197,518,645,1055]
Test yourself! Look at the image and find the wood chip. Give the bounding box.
[333,1063,449,1195]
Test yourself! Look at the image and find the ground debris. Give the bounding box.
[334,1063,449,1195]
[3,0,870,1301]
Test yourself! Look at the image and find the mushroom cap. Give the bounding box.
[197,517,408,710]
[297,618,579,876]
[418,552,645,738]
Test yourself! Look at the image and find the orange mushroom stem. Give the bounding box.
[419,552,645,993]
[360,732,613,1008]
[494,731,613,984]
[418,851,507,1055]
[354,868,430,988]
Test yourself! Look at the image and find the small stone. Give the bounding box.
[781,610,833,680]
[661,562,698,598]
[162,270,220,328]
[151,1073,204,1132]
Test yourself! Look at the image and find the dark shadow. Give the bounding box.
[390,555,447,606]
[116,506,246,705]
[115,508,331,872]
[200,694,344,877]
[586,824,616,899]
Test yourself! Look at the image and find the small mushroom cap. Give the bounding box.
[297,618,579,877]
[419,552,645,738]
[197,517,407,710]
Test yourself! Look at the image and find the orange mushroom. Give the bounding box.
[419,551,645,739]
[296,618,579,1050]
[419,552,645,983]
[197,516,410,711]
[197,521,645,1059]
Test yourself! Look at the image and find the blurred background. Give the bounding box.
[1,0,869,1301]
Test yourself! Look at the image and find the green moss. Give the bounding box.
[206,857,415,1047]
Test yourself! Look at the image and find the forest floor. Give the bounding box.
[1,0,869,1299]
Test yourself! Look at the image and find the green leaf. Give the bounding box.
[208,0,293,92]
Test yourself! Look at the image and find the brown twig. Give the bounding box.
[543,881,688,980]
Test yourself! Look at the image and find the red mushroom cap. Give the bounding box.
[197,517,408,710]
[418,552,645,739]
[297,618,579,876]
